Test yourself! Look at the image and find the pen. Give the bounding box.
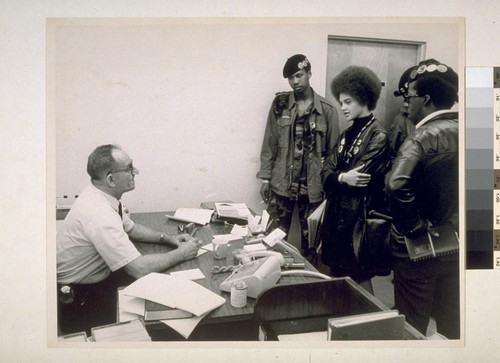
[190,227,198,237]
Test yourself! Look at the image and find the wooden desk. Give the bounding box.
[129,211,324,340]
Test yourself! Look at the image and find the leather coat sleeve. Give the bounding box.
[322,128,389,193]
[386,137,425,235]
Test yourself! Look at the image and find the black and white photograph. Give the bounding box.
[49,18,462,344]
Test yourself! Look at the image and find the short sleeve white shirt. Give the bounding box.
[57,184,141,284]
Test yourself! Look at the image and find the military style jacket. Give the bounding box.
[257,89,339,202]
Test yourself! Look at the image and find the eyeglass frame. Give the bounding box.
[406,94,425,102]
[107,164,139,176]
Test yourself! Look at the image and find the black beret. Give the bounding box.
[394,59,452,98]
[394,65,417,98]
[408,59,458,90]
[283,54,311,78]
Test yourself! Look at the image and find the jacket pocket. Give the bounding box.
[277,116,293,148]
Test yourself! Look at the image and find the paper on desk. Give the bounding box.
[161,312,210,339]
[122,273,225,316]
[230,224,248,237]
[200,243,213,252]
[259,210,270,232]
[212,234,242,242]
[247,214,261,233]
[215,202,252,218]
[118,288,145,322]
[169,268,205,280]
[278,331,327,341]
[165,208,214,225]
[244,243,267,252]
[263,228,287,247]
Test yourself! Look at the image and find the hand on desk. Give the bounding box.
[168,233,192,248]
[177,238,201,260]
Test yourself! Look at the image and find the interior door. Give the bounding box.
[325,36,424,132]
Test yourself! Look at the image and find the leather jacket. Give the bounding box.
[320,116,390,276]
[257,89,339,202]
[386,111,459,252]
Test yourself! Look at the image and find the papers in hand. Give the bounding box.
[166,208,214,225]
[122,273,225,317]
[307,200,326,248]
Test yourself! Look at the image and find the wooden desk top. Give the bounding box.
[129,211,324,325]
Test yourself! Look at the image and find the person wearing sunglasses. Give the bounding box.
[386,59,459,339]
[57,144,200,336]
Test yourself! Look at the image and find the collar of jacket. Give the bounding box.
[288,88,323,115]
[415,109,458,129]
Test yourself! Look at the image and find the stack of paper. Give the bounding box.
[91,319,151,342]
[58,331,88,342]
[165,208,214,225]
[121,273,226,339]
[214,202,253,225]
[247,210,270,234]
[328,310,405,340]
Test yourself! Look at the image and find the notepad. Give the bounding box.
[122,273,226,317]
[165,208,214,225]
[143,300,193,321]
[404,223,459,261]
[91,319,151,342]
[328,310,405,340]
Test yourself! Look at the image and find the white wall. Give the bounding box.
[50,18,460,214]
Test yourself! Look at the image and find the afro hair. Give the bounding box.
[330,66,382,111]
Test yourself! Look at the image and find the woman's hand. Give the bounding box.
[341,164,371,187]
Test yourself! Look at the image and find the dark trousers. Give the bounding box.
[268,193,322,253]
[393,257,460,339]
[57,269,134,336]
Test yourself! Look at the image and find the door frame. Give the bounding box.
[326,35,427,130]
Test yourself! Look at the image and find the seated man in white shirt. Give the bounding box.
[57,144,200,336]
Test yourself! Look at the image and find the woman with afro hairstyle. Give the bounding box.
[319,65,390,291]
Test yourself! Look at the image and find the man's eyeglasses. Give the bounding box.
[108,165,139,176]
[406,94,424,102]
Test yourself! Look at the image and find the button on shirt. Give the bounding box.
[57,185,141,284]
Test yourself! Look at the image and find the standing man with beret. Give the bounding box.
[386,60,460,339]
[257,54,339,256]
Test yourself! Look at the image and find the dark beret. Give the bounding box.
[394,65,417,98]
[408,59,458,90]
[283,54,311,78]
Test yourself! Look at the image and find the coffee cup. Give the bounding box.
[213,239,229,260]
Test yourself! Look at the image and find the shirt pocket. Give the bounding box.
[277,116,293,148]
